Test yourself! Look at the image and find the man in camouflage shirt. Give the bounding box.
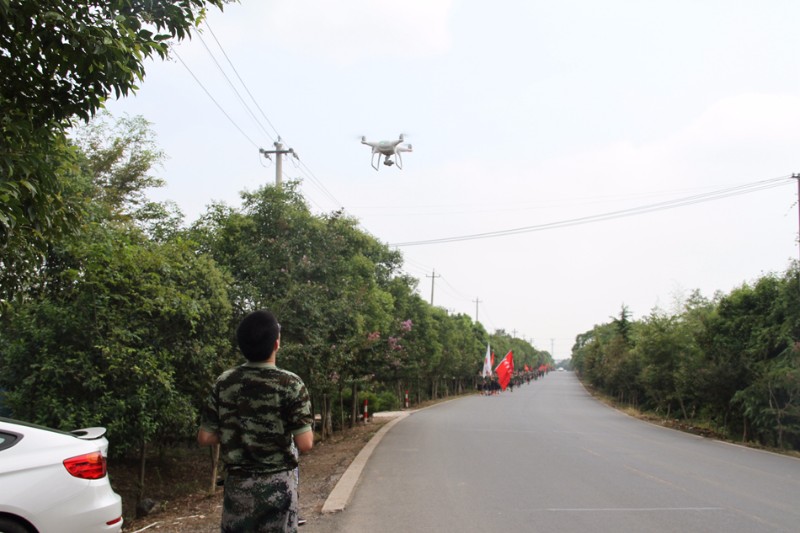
[198,310,313,532]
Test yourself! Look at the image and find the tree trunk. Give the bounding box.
[208,444,220,495]
[349,382,358,428]
[769,382,785,449]
[137,440,147,504]
[324,409,333,438]
[316,393,325,440]
[339,385,344,431]
[677,396,689,420]
[322,393,333,439]
[742,413,748,442]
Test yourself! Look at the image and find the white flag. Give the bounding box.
[481,343,492,377]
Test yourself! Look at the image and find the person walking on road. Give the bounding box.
[198,310,313,532]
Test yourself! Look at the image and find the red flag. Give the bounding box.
[494,350,514,391]
[524,364,530,372]
[491,352,495,368]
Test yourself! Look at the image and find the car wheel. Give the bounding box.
[0,516,32,533]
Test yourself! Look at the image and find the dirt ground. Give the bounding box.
[112,420,389,533]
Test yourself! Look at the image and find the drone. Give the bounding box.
[360,134,413,170]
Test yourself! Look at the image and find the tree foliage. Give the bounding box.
[0,226,232,455]
[572,267,800,450]
[0,114,232,459]
[0,0,229,309]
[1,0,229,127]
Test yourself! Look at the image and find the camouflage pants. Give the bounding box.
[221,469,298,533]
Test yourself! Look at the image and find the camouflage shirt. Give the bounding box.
[200,362,312,474]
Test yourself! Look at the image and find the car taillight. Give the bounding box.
[63,451,107,479]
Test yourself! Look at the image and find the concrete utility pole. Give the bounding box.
[426,269,441,305]
[259,139,297,187]
[473,297,482,322]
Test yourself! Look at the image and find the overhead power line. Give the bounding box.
[171,46,260,149]
[204,22,282,143]
[390,175,794,247]
[174,23,345,210]
[199,22,344,209]
[194,27,276,144]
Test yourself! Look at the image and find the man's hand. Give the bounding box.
[294,430,313,453]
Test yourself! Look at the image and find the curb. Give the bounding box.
[320,412,410,513]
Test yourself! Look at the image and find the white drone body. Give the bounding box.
[361,134,413,170]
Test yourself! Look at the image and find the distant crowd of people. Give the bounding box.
[476,368,549,395]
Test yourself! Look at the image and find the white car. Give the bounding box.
[0,417,123,533]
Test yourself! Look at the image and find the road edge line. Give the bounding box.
[320,412,410,514]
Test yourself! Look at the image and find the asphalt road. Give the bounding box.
[313,372,800,532]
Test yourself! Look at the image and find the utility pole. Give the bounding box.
[259,139,297,187]
[473,297,482,322]
[426,269,441,305]
[793,174,800,297]
[794,173,800,262]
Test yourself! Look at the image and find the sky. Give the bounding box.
[106,1,800,361]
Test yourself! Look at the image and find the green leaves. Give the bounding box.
[0,223,233,454]
[0,0,230,307]
[572,265,800,450]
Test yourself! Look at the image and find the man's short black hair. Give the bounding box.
[236,310,281,362]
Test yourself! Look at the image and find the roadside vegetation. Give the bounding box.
[571,288,800,452]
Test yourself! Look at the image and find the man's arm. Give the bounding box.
[197,427,220,447]
[293,428,313,453]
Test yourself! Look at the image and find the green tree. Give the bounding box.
[671,290,715,421]
[635,310,686,417]
[71,112,166,223]
[699,276,784,435]
[727,267,800,447]
[0,0,229,307]
[0,225,232,491]
[191,184,406,435]
[0,114,233,500]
